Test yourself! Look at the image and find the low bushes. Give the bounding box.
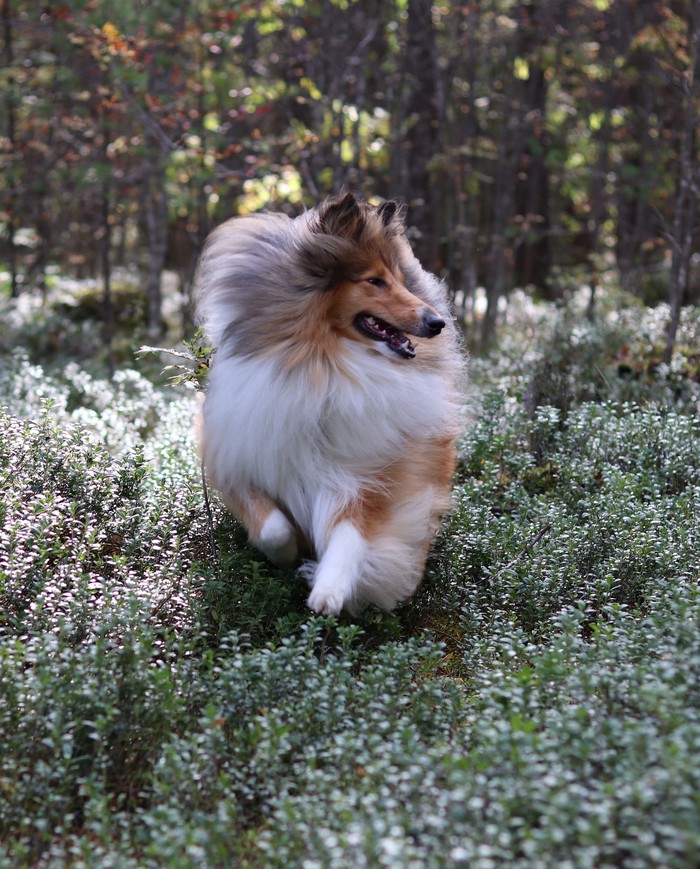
[1,296,699,866]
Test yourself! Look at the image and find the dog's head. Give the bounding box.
[298,192,445,360]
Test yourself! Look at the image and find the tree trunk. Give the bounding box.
[663,1,700,365]
[393,0,439,269]
[481,149,516,350]
[100,161,115,379]
[513,65,551,295]
[616,86,655,298]
[3,0,19,297]
[664,166,696,365]
[481,89,521,348]
[143,154,168,339]
[585,75,615,321]
[439,1,481,320]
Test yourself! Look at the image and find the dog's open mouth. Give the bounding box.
[354,314,416,359]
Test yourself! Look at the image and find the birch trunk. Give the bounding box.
[143,155,168,339]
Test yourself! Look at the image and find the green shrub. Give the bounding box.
[424,395,700,647]
[0,276,152,369]
[1,291,700,866]
[470,293,700,411]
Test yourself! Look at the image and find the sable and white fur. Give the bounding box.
[195,191,464,615]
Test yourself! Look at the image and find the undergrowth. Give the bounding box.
[1,291,699,867]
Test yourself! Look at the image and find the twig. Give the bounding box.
[496,523,552,578]
[201,458,218,561]
[594,363,613,392]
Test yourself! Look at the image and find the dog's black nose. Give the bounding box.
[423,313,446,336]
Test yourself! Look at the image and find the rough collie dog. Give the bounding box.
[195,191,464,615]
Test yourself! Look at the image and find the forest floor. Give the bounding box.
[1,278,700,866]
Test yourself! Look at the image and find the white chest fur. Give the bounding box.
[201,341,457,539]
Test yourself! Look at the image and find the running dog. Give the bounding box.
[195,191,464,615]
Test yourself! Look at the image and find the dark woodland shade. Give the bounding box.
[3,0,697,356]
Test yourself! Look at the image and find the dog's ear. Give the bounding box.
[316,191,363,239]
[378,200,398,226]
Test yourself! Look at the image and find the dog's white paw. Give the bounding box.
[304,522,366,615]
[307,581,347,616]
[255,510,298,565]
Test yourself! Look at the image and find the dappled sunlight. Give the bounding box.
[2,0,700,861]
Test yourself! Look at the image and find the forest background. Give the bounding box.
[2,0,700,357]
[2,2,700,866]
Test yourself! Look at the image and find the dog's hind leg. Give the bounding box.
[220,487,300,566]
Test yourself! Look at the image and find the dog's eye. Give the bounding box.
[367,277,387,288]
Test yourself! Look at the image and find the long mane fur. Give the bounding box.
[194,194,456,368]
[195,192,465,612]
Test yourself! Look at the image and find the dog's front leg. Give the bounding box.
[306,521,366,616]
